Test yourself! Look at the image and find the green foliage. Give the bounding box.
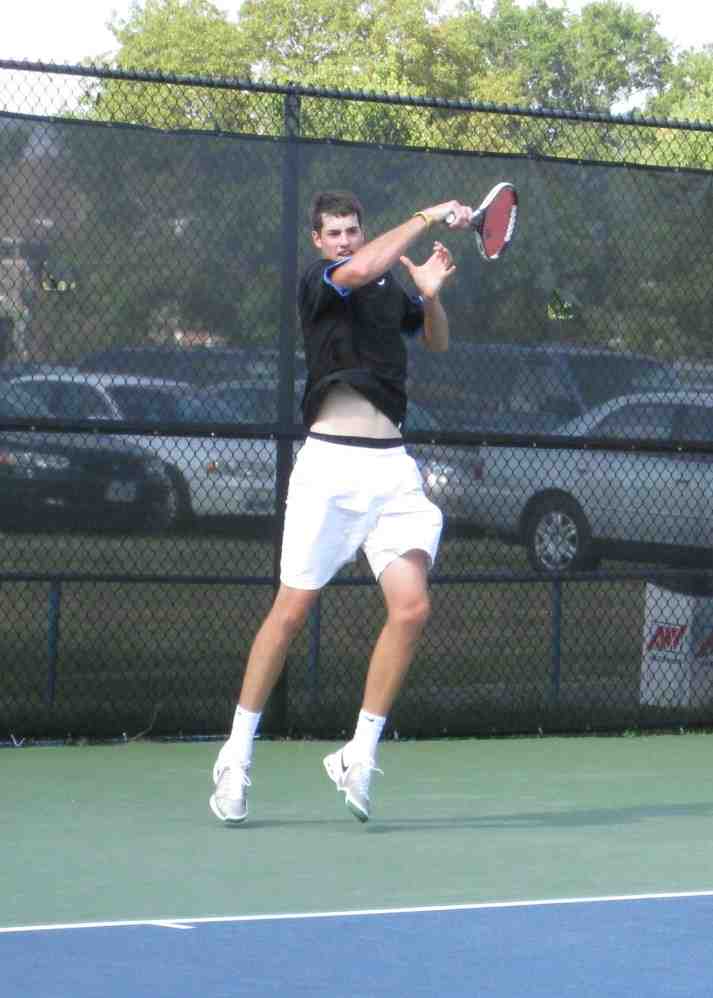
[434,0,671,112]
[67,0,677,163]
[13,0,713,358]
[111,0,248,77]
[647,46,713,121]
[74,0,676,131]
[639,48,713,169]
[79,0,257,131]
[19,121,285,356]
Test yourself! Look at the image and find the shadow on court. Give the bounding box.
[241,798,713,833]
[3,734,713,930]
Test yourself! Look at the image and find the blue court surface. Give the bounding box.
[3,891,712,997]
[5,737,713,997]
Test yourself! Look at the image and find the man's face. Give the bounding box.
[312,212,365,261]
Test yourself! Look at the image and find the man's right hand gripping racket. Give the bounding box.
[446,182,518,261]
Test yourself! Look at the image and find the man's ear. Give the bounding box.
[311,229,322,249]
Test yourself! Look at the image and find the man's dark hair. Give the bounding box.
[310,191,364,233]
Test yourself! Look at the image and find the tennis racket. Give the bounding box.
[446,182,518,261]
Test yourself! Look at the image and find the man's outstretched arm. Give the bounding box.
[332,200,472,290]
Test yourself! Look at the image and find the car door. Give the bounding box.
[587,402,691,546]
[672,404,713,547]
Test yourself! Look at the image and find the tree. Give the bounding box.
[20,0,695,360]
[646,46,713,120]
[78,0,674,155]
[110,0,248,78]
[442,0,671,112]
[79,0,256,131]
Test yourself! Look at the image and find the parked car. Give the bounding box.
[0,382,171,531]
[407,341,682,433]
[464,391,713,573]
[10,372,278,521]
[204,380,294,423]
[79,345,306,387]
[205,380,477,521]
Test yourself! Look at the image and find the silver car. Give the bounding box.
[464,391,713,573]
[205,380,476,522]
[11,372,278,523]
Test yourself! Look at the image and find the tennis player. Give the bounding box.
[210,190,474,824]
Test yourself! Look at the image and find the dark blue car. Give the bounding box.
[0,383,172,530]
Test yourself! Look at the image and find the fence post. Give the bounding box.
[47,581,62,706]
[308,596,322,707]
[271,88,301,732]
[550,578,562,704]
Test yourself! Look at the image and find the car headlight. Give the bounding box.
[423,463,456,488]
[205,458,243,476]
[0,450,72,472]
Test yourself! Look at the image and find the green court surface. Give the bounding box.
[2,734,712,928]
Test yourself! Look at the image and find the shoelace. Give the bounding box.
[347,758,383,797]
[219,764,251,797]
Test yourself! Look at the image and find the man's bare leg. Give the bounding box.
[238,583,322,712]
[362,550,431,717]
[210,584,321,823]
[323,551,432,821]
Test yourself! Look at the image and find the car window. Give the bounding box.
[67,384,114,418]
[595,403,677,440]
[107,385,182,421]
[209,387,280,422]
[0,383,53,418]
[509,360,573,415]
[678,405,713,442]
[413,347,516,407]
[567,356,680,408]
[20,380,111,419]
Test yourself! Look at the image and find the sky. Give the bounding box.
[1,0,712,65]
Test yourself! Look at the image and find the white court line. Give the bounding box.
[148,921,194,930]
[2,889,713,935]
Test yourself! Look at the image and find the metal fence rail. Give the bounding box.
[2,61,713,741]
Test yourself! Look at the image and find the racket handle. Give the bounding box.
[445,209,480,228]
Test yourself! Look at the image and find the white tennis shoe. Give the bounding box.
[210,744,251,824]
[323,748,382,823]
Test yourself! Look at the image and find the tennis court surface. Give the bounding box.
[3,734,712,996]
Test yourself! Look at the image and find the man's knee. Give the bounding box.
[389,591,432,631]
[268,592,316,639]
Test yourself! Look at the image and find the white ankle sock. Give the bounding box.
[344,709,386,765]
[227,705,262,766]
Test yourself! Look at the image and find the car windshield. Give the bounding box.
[567,356,680,408]
[0,382,53,419]
[440,352,518,404]
[108,385,183,421]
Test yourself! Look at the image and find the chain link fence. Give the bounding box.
[2,61,713,741]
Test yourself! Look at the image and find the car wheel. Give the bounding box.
[151,468,191,530]
[525,496,595,574]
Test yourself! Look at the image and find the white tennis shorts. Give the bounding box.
[280,435,443,590]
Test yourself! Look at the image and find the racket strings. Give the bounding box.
[482,191,517,259]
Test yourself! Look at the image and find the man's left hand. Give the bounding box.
[399,242,456,300]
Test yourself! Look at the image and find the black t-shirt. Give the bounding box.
[298,257,424,428]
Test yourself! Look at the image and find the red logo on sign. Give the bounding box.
[646,625,687,652]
